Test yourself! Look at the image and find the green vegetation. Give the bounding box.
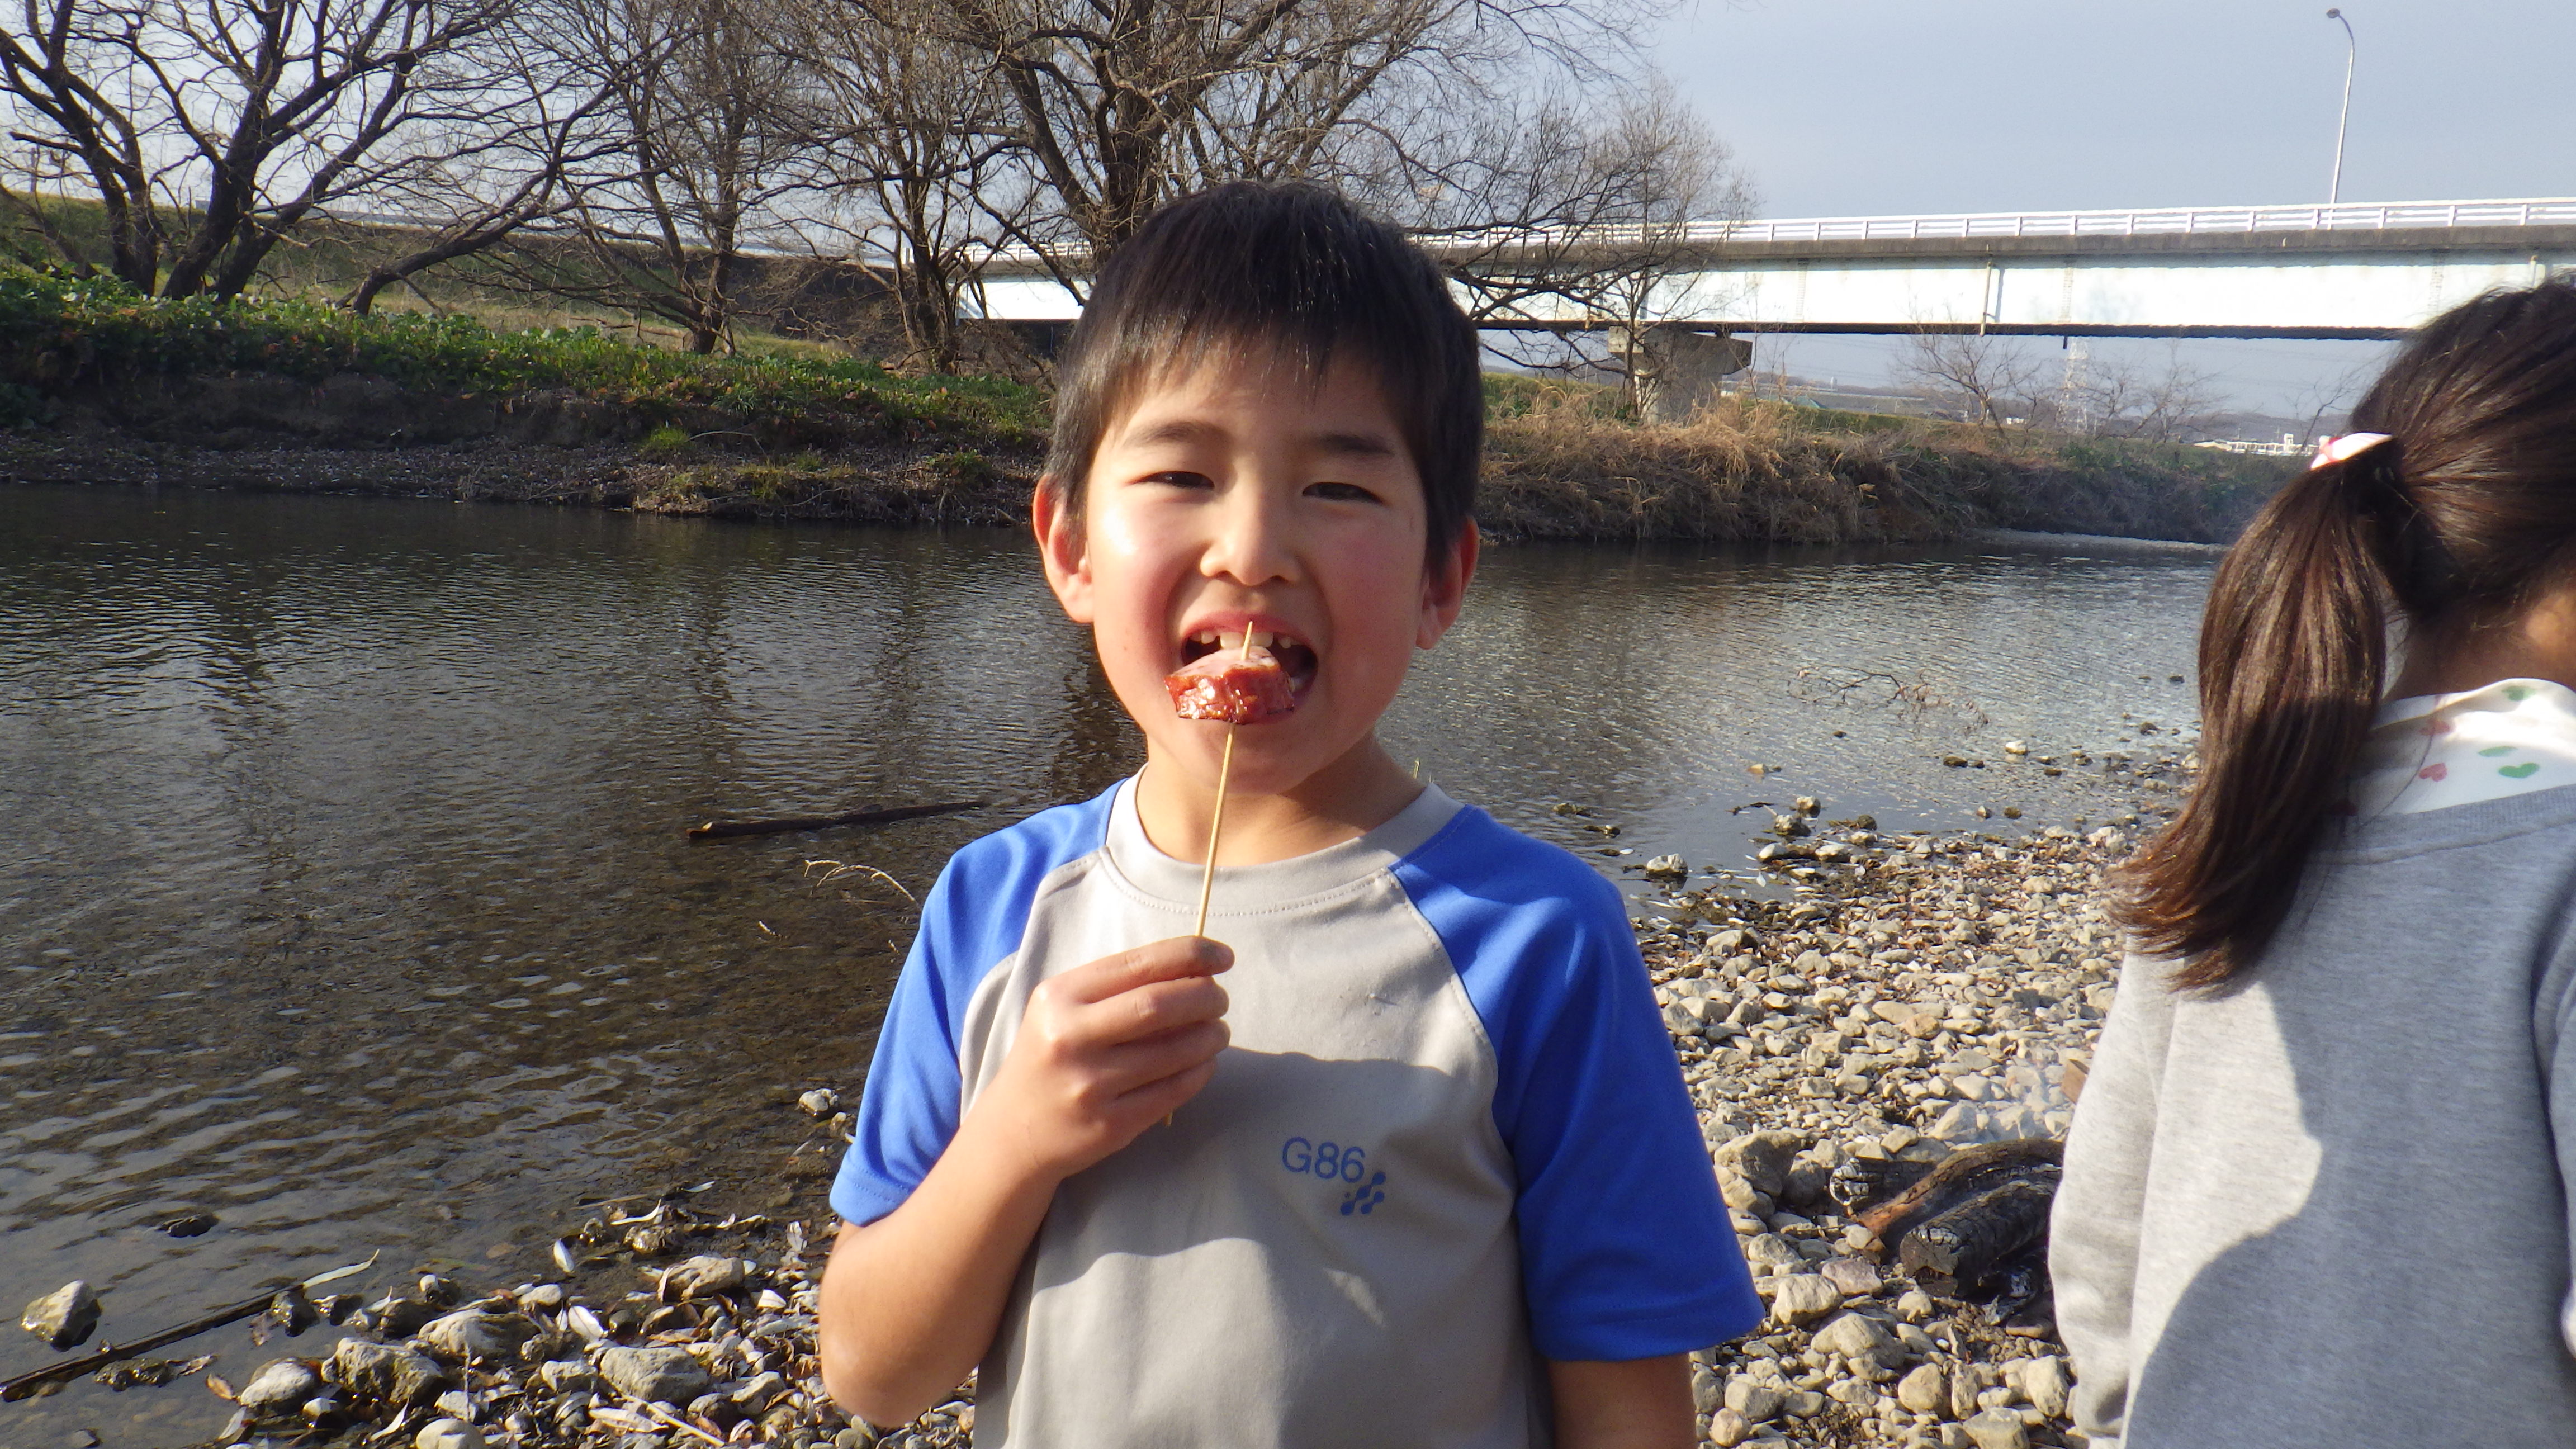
[0,261,2294,543]
[0,265,1045,449]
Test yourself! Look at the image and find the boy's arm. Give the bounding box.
[1547,1356,1694,1449]
[817,938,1231,1428]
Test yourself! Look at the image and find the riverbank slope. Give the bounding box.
[0,273,2292,544]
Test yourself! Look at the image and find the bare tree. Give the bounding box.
[1900,330,2049,433]
[854,0,1672,293]
[493,0,802,353]
[780,0,1021,372]
[2061,342,2226,442]
[0,0,513,297]
[334,16,648,314]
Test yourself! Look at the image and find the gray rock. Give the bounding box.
[1949,1368,1981,1422]
[798,1088,839,1117]
[1766,1273,1842,1328]
[1740,1233,1802,1271]
[1825,1376,1878,1407]
[1782,1388,1826,1418]
[1963,1408,2029,1449]
[731,1371,789,1414]
[2016,1355,2070,1419]
[1690,1363,1722,1414]
[659,1256,749,1300]
[1896,1363,1949,1415]
[1894,1289,1937,1322]
[832,1429,880,1449]
[1723,1376,1783,1422]
[1811,1311,1902,1367]
[1717,1169,1763,1212]
[21,1281,100,1351]
[596,1344,712,1406]
[333,1337,451,1407]
[1715,1131,1802,1197]
[535,1359,602,1396]
[418,1309,539,1363]
[415,1417,486,1449]
[1707,1407,1752,1447]
[236,1358,323,1416]
[1818,1255,1881,1298]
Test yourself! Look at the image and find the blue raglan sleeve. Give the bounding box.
[1398,817,1763,1360]
[830,790,1121,1227]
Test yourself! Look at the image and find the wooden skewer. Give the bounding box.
[1171,627,1255,1128]
[1188,626,1258,938]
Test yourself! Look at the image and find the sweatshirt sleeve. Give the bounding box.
[2049,952,2180,1446]
[2532,928,2576,1362]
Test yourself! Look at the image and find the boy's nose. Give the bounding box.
[1199,483,1300,585]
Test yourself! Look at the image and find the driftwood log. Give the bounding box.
[2,1290,274,1401]
[685,800,984,841]
[0,1259,371,1402]
[1856,1138,2064,1244]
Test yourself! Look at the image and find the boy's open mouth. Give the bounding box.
[1176,627,1318,718]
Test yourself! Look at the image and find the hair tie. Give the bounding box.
[2312,432,2393,469]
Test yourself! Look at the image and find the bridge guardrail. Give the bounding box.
[973,197,2576,272]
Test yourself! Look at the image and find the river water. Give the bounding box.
[0,483,2215,1444]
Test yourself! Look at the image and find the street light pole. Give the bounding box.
[2326,8,2356,205]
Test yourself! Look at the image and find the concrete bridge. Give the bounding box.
[974,196,2576,339]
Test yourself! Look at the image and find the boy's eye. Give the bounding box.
[1306,481,1382,504]
[1144,470,1214,490]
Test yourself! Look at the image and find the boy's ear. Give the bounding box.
[1415,518,1479,650]
[1033,476,1096,624]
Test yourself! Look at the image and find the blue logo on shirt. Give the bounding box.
[1281,1137,1388,1215]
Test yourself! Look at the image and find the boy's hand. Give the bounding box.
[974,936,1232,1180]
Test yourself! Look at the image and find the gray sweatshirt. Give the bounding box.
[2052,788,2576,1447]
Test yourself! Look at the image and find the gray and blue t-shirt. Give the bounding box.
[833,778,1758,1447]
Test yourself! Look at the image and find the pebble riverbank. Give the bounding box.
[9,755,2191,1449]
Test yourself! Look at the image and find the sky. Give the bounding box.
[1646,0,2576,419]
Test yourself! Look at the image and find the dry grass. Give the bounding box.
[1480,392,2294,546]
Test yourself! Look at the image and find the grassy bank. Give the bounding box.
[1481,380,2290,546]
[0,267,2294,543]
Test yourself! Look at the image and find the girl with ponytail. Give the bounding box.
[2052,278,2576,1448]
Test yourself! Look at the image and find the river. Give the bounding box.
[0,483,2215,1445]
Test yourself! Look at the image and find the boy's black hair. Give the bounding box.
[1041,182,1481,564]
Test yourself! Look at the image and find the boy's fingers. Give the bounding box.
[1096,1018,1229,1090]
[1114,1053,1221,1124]
[1084,974,1227,1040]
[1057,937,1232,1005]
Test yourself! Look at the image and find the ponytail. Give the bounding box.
[2118,278,2576,989]
[2118,447,2398,987]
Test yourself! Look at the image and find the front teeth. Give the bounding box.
[1189,627,1275,649]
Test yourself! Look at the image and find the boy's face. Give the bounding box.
[1036,351,1474,800]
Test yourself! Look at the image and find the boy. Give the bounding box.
[817,183,1759,1447]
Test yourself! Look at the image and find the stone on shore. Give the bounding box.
[1707,1407,1753,1447]
[415,1417,485,1449]
[1896,1363,1949,1415]
[1766,1273,1842,1327]
[21,1280,100,1351]
[1811,1311,1902,1367]
[661,1254,751,1300]
[2016,1355,2070,1418]
[1964,1408,2030,1449]
[236,1358,323,1416]
[417,1309,538,1363]
[334,1337,451,1408]
[1724,1376,1784,1421]
[596,1343,712,1405]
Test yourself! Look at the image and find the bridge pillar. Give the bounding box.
[1611,325,1754,423]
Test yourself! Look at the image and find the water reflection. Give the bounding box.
[0,486,2209,1445]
